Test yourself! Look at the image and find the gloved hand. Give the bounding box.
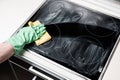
[6,24,46,55]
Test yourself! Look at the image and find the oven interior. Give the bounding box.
[24,0,120,80]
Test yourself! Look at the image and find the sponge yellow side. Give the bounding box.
[28,20,51,46]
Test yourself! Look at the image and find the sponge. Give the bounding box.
[28,20,51,46]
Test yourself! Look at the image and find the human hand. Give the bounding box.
[7,24,46,55]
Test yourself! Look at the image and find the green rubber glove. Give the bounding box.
[7,24,46,55]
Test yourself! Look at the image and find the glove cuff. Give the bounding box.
[6,34,25,55]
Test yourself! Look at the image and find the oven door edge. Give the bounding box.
[15,49,91,80]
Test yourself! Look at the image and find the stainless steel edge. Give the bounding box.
[16,49,90,80]
[98,35,120,80]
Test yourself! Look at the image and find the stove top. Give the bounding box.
[25,0,120,79]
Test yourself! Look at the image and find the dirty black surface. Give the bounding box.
[25,0,120,79]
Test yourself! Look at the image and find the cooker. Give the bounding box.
[10,0,120,80]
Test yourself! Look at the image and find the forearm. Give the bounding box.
[0,42,14,64]
[0,22,46,63]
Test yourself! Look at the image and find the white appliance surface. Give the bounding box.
[0,0,46,43]
[70,0,120,19]
[102,37,120,80]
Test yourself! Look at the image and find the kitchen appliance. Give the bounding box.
[11,0,120,80]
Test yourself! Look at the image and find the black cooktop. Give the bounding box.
[25,0,120,79]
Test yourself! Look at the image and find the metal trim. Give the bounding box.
[16,49,90,80]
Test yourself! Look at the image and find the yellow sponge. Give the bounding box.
[28,20,51,46]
